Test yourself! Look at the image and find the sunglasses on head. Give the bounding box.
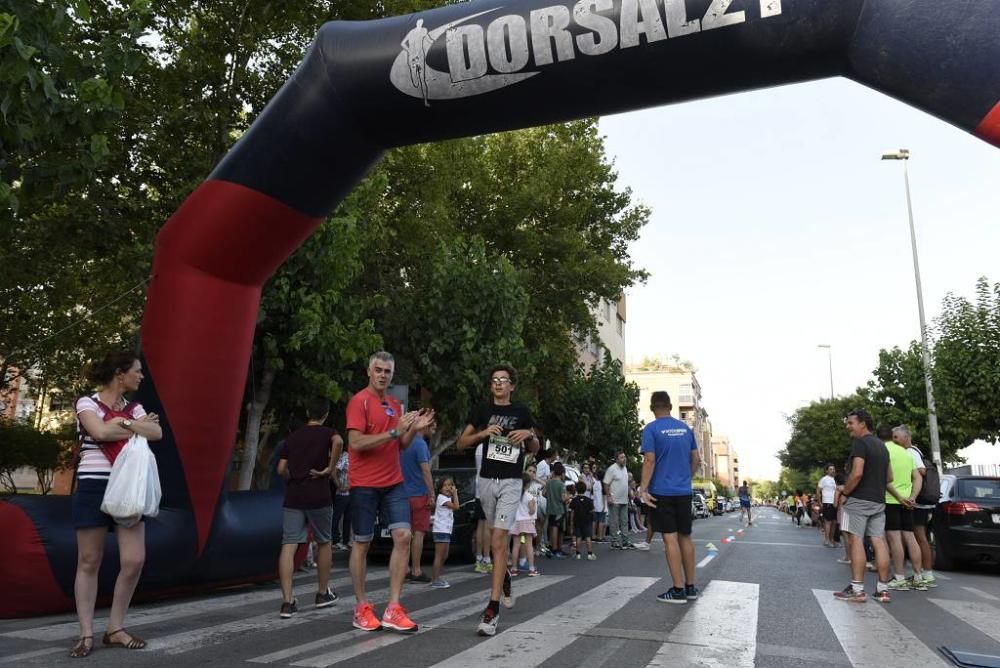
[381,401,396,417]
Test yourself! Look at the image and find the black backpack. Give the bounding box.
[910,446,941,505]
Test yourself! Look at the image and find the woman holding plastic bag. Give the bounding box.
[70,352,162,658]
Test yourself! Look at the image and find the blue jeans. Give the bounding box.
[331,493,351,544]
[350,483,410,542]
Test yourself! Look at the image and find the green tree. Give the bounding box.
[0,417,62,493]
[932,277,1000,447]
[382,236,530,453]
[779,394,868,475]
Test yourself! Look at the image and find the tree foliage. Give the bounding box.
[0,417,63,493]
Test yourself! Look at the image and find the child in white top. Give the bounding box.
[510,472,538,576]
[431,476,460,588]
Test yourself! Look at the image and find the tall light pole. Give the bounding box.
[817,344,834,400]
[881,149,943,471]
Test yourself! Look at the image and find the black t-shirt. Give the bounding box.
[846,434,889,503]
[280,425,337,509]
[569,495,594,527]
[467,401,535,480]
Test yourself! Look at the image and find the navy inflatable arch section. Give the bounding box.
[2,0,999,617]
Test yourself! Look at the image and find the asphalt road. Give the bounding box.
[3,508,1000,667]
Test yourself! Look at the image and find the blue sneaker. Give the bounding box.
[656,588,688,605]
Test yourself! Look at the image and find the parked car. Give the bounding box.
[931,474,1000,571]
[692,493,711,519]
[370,467,479,562]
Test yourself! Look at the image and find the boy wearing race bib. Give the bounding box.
[457,364,539,638]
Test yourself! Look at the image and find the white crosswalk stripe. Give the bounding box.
[647,580,758,667]
[930,597,1000,640]
[278,575,571,667]
[427,576,659,668]
[151,571,483,655]
[812,589,949,667]
[0,568,389,643]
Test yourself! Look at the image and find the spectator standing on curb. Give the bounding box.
[592,468,607,542]
[430,476,460,588]
[639,391,700,604]
[545,463,569,558]
[401,420,436,583]
[330,444,351,550]
[345,351,434,633]
[835,409,896,604]
[276,397,341,618]
[604,451,631,549]
[894,426,938,588]
[879,425,926,591]
[817,465,838,546]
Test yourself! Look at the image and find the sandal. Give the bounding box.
[102,628,146,650]
[70,636,93,658]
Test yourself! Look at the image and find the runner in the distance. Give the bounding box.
[738,480,753,526]
[458,364,539,637]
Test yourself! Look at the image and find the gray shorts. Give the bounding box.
[283,506,333,545]
[841,498,885,538]
[478,477,521,532]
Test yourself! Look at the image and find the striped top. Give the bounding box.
[76,395,146,480]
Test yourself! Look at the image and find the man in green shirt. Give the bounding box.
[545,463,569,558]
[878,426,926,591]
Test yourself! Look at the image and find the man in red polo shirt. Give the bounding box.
[346,351,434,633]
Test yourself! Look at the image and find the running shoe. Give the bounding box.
[575,553,582,560]
[477,606,499,636]
[526,568,539,577]
[833,585,867,603]
[873,590,892,604]
[315,588,338,608]
[406,572,432,584]
[430,578,450,589]
[887,578,910,591]
[474,560,488,574]
[633,541,650,551]
[906,576,928,592]
[381,602,418,633]
[279,599,298,618]
[685,584,699,600]
[656,588,688,605]
[552,551,567,559]
[922,573,938,588]
[836,557,851,564]
[587,553,597,561]
[485,561,494,573]
[501,570,515,609]
[352,602,382,631]
[610,543,622,550]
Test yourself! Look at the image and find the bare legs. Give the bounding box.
[75,523,146,643]
[662,532,695,589]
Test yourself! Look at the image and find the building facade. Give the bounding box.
[712,435,738,493]
[577,296,627,368]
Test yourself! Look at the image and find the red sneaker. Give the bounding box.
[352,602,382,632]
[381,602,418,633]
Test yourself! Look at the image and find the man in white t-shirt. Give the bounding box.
[817,464,839,547]
[592,474,606,541]
[536,450,554,483]
[603,451,631,549]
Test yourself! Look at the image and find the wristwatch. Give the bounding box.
[122,419,133,430]
[389,428,399,438]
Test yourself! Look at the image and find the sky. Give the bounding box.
[598,77,1000,481]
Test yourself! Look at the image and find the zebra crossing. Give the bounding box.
[3,561,1000,666]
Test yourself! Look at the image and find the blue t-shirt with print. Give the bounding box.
[400,435,431,497]
[640,416,698,496]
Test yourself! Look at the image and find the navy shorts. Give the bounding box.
[350,483,410,542]
[72,478,119,530]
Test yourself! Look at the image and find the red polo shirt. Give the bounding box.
[345,387,404,488]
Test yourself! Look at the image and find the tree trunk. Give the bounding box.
[237,365,275,490]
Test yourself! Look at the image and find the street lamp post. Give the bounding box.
[881,149,943,471]
[817,344,834,400]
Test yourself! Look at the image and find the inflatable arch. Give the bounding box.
[2,0,999,618]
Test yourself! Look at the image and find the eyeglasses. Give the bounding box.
[491,377,512,385]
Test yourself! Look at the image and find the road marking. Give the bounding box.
[962,586,1000,601]
[277,575,571,667]
[697,553,716,568]
[647,580,758,667]
[812,589,948,667]
[151,571,482,655]
[0,646,68,665]
[426,576,659,668]
[935,573,951,580]
[930,598,1000,640]
[0,568,389,642]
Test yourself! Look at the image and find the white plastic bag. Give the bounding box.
[101,435,161,527]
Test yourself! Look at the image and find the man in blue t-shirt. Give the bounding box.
[400,421,435,583]
[639,391,701,605]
